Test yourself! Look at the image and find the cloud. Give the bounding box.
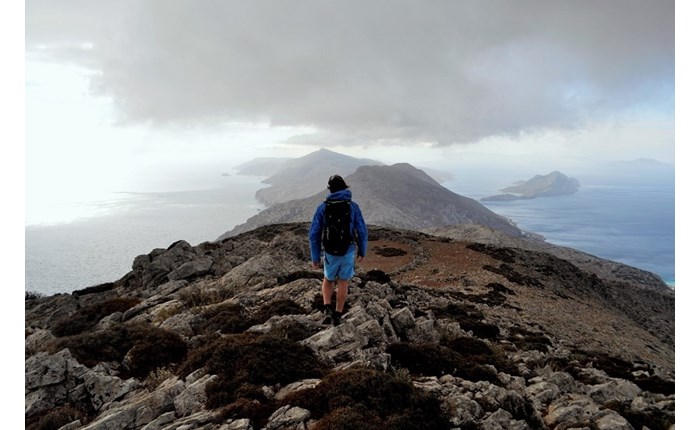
[26,0,674,146]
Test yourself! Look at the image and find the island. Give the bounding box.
[481,171,580,201]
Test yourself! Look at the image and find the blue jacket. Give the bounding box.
[309,189,368,263]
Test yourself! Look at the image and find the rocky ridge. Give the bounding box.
[220,163,525,240]
[25,223,674,429]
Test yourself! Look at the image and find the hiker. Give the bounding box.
[309,174,368,326]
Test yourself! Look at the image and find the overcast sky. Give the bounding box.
[22,0,676,218]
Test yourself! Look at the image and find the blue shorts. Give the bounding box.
[323,247,356,281]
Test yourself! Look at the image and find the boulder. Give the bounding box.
[168,257,213,281]
[265,405,311,430]
[302,321,369,362]
[588,379,642,404]
[174,374,217,416]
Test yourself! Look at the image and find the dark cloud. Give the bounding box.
[26,0,674,145]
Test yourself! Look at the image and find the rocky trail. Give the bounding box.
[25,223,674,430]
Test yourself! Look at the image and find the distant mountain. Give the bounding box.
[218,163,525,239]
[481,171,580,201]
[234,157,292,177]
[254,148,383,205]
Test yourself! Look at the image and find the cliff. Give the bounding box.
[219,163,525,240]
[25,223,674,429]
[481,171,580,202]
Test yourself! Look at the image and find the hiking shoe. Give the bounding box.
[322,304,333,325]
[332,310,342,326]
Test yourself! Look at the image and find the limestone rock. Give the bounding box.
[275,379,322,401]
[174,374,217,416]
[265,405,311,430]
[588,379,642,404]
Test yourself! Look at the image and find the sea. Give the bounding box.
[25,170,675,295]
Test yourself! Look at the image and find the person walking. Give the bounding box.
[309,174,368,326]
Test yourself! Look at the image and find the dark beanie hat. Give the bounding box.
[328,175,348,193]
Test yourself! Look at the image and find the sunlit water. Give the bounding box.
[25,176,266,295]
[445,176,675,287]
[26,171,675,295]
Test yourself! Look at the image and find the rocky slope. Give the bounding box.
[423,224,669,292]
[25,223,674,430]
[219,163,525,240]
[481,171,580,201]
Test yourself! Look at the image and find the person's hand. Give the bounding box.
[311,261,320,269]
[356,255,364,263]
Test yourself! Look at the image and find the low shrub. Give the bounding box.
[51,297,142,337]
[25,291,44,301]
[217,398,275,428]
[25,404,91,430]
[249,299,307,326]
[556,350,674,396]
[193,299,308,335]
[284,368,449,430]
[194,303,248,335]
[431,303,500,339]
[178,333,328,409]
[506,326,552,352]
[387,342,499,384]
[144,367,176,392]
[53,323,187,378]
[375,247,407,257]
[73,282,114,296]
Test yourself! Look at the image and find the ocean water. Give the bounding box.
[26,169,675,295]
[25,177,266,295]
[445,175,675,286]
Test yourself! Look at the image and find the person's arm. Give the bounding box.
[353,203,368,259]
[309,204,324,266]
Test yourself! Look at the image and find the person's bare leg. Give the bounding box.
[322,278,335,305]
[335,279,349,313]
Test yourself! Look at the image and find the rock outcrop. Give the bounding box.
[25,223,674,429]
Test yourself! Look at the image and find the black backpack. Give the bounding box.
[322,199,352,256]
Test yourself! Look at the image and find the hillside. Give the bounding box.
[253,148,383,206]
[482,171,580,201]
[25,223,675,429]
[423,224,669,292]
[219,163,525,239]
[234,157,291,177]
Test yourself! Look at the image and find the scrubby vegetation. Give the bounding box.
[193,299,308,335]
[545,349,675,396]
[178,333,329,415]
[284,368,450,430]
[73,282,115,296]
[51,297,141,337]
[506,325,552,352]
[25,404,92,430]
[25,291,45,300]
[52,322,187,378]
[431,303,500,339]
[387,342,499,384]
